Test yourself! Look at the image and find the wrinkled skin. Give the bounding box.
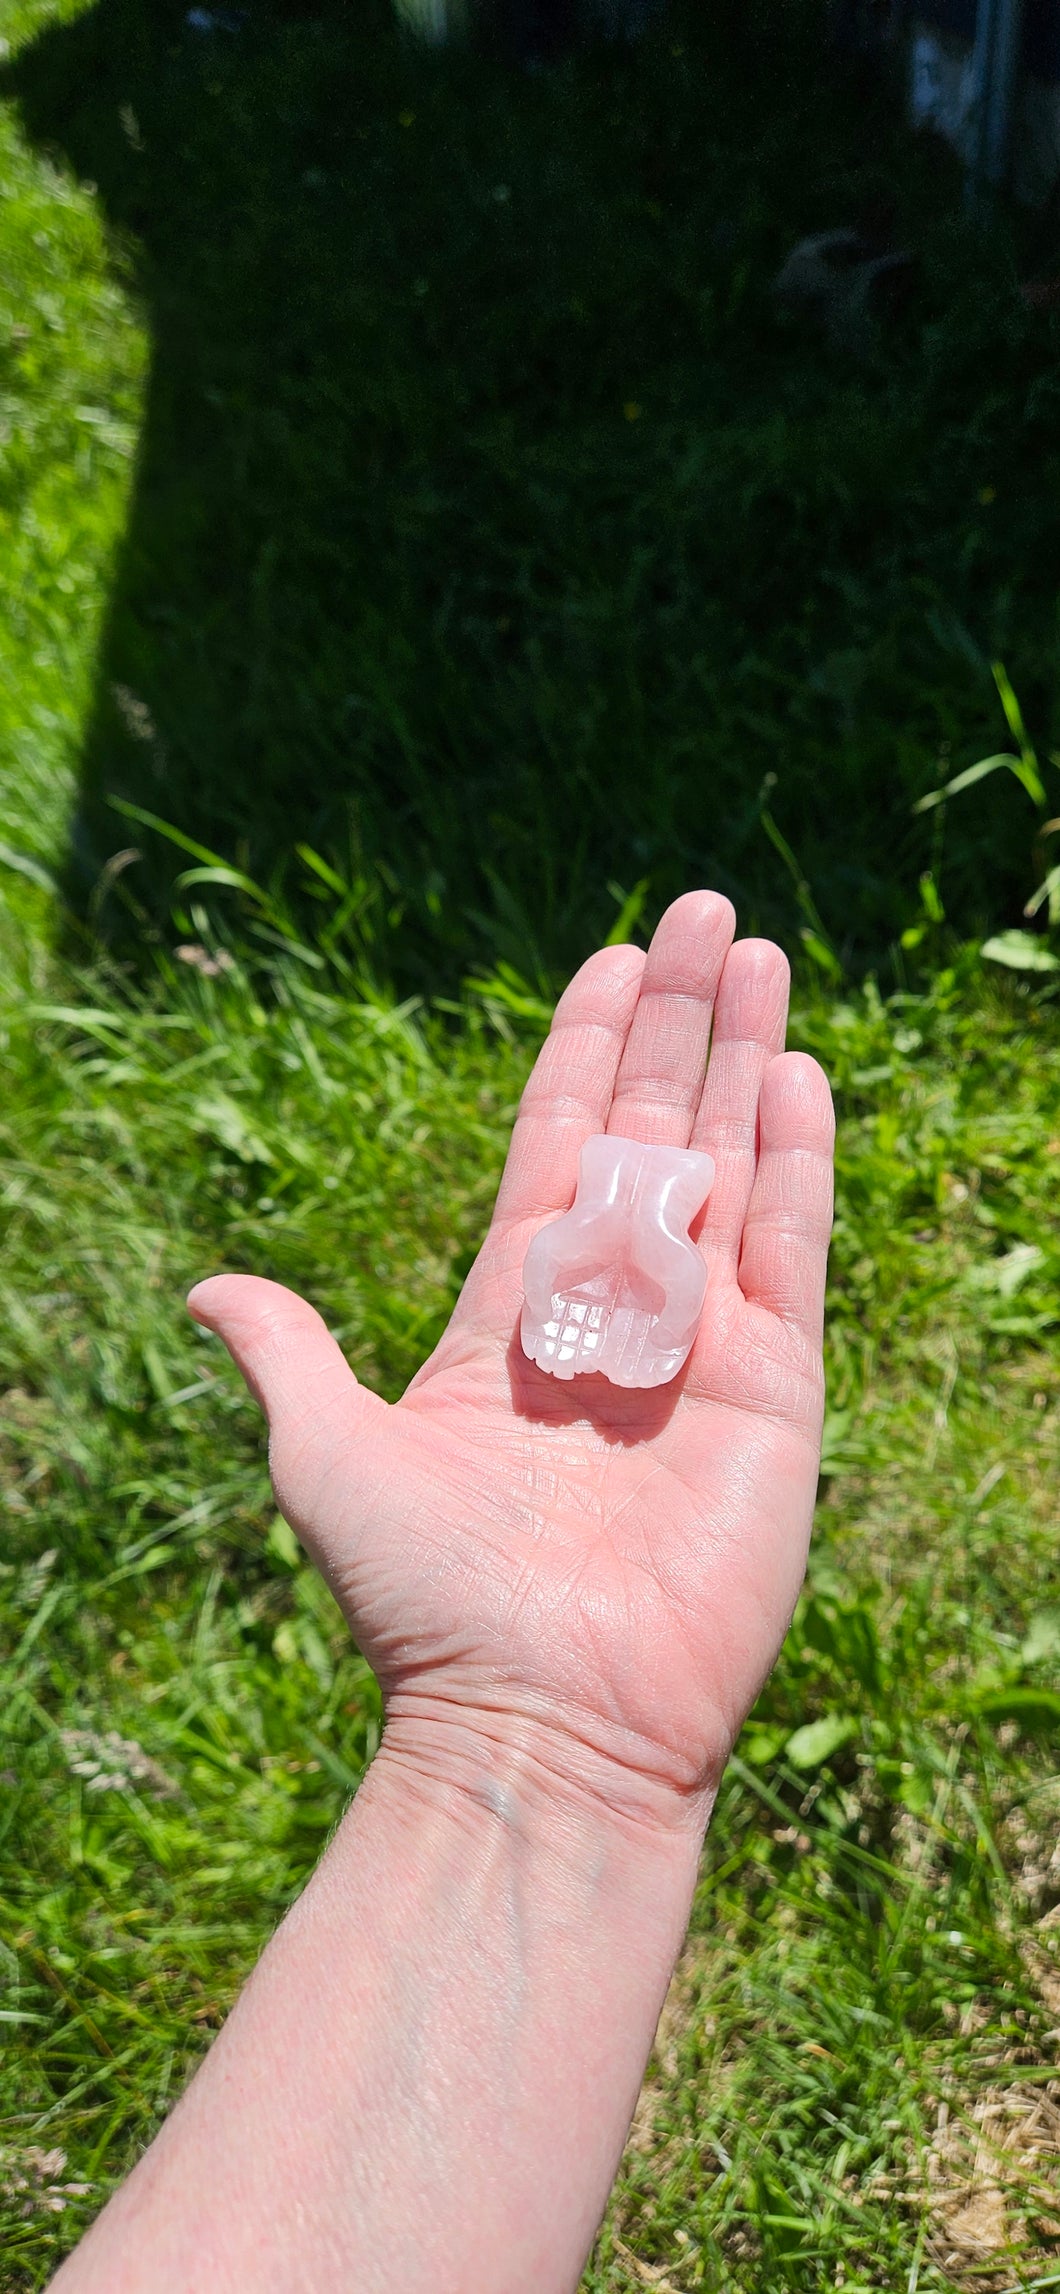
[191,892,835,1827]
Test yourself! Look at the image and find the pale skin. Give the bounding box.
[52,890,835,2294]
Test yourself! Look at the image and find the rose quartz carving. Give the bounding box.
[520,1134,715,1389]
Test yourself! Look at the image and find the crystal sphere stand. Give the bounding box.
[520,1134,715,1390]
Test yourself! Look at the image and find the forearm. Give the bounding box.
[53,1718,708,2294]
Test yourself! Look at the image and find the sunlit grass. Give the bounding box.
[0,901,1057,2287]
[0,0,145,884]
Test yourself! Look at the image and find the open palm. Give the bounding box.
[191,893,834,1828]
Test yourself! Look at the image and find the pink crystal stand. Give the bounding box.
[520,1134,715,1389]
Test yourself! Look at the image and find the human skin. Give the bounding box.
[52,890,835,2294]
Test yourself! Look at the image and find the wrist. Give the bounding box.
[371,1689,717,1881]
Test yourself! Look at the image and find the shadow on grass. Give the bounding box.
[6,0,1058,989]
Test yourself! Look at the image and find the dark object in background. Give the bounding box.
[772,226,915,351]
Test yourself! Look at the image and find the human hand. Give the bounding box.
[190,893,834,1836]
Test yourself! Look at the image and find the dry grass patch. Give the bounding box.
[926,2079,1060,2286]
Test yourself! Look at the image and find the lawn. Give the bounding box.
[0,0,1058,2287]
[4,0,1060,983]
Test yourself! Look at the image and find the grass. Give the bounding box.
[0,0,1058,2287]
[4,0,1060,979]
[597,971,1060,2291]
[0,909,1058,2290]
[0,905,528,2282]
[0,0,143,899]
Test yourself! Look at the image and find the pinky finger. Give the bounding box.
[737,1053,835,1346]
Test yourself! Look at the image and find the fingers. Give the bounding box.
[186,1275,385,1449]
[490,944,646,1229]
[606,891,736,1147]
[736,1054,835,1344]
[691,938,791,1270]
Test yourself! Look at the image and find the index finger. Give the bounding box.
[490,943,646,1231]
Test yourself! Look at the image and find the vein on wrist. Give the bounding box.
[374,1693,717,1871]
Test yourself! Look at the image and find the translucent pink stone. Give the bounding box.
[520,1134,715,1389]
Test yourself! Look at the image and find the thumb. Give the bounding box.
[187,1274,387,1564]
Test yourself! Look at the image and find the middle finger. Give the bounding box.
[606,890,736,1148]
